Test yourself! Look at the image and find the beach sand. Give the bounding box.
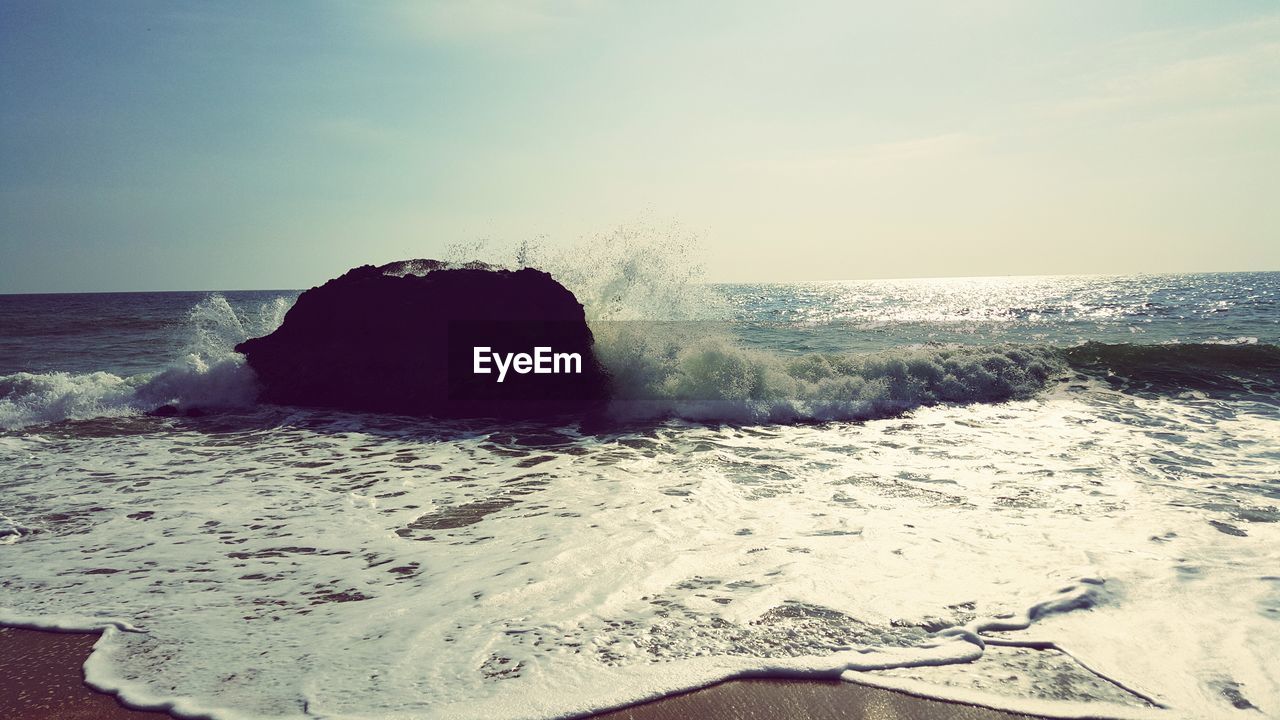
[1,625,1042,720]
[0,626,166,720]
[591,678,1042,720]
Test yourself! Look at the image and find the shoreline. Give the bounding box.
[2,625,1050,720]
[0,626,166,720]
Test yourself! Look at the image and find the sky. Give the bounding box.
[1,1,1278,292]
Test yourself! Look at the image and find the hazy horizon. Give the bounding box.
[3,266,1280,297]
[3,1,1278,293]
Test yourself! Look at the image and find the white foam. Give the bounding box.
[0,294,287,430]
[4,384,1276,718]
[595,326,1064,422]
[447,221,715,323]
[845,673,1166,720]
[0,370,142,428]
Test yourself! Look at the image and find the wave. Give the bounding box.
[1062,341,1280,395]
[3,276,1277,430]
[596,325,1064,422]
[597,335,1280,423]
[5,334,1276,431]
[0,575,1159,720]
[0,295,287,430]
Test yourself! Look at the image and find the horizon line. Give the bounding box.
[1,267,1278,297]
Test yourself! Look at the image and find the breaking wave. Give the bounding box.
[0,295,288,430]
[2,228,1276,431]
[597,326,1064,422]
[8,326,1274,431]
[596,334,1280,423]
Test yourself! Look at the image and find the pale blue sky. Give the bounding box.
[2,1,1277,292]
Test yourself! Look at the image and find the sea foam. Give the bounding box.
[7,386,1266,718]
[4,272,1280,718]
[0,294,286,430]
[595,325,1063,422]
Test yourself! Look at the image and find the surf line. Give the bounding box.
[472,346,583,383]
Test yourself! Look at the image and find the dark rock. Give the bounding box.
[149,404,180,417]
[234,260,610,419]
[148,404,208,418]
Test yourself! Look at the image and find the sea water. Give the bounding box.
[1,264,1278,719]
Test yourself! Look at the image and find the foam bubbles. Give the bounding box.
[6,384,1272,718]
[0,294,289,430]
[0,370,141,428]
[597,326,1064,422]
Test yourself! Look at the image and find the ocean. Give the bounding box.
[2,269,1278,719]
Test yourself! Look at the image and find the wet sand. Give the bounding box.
[1,625,1043,720]
[591,678,1043,720]
[0,626,166,720]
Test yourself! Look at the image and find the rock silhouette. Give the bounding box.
[235,260,610,418]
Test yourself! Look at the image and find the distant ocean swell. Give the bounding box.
[2,294,1277,430]
[1062,340,1280,394]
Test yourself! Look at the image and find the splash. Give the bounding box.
[5,243,1274,430]
[135,294,291,411]
[0,295,291,430]
[598,328,1065,422]
[0,371,142,428]
[437,221,716,321]
[453,225,1067,422]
